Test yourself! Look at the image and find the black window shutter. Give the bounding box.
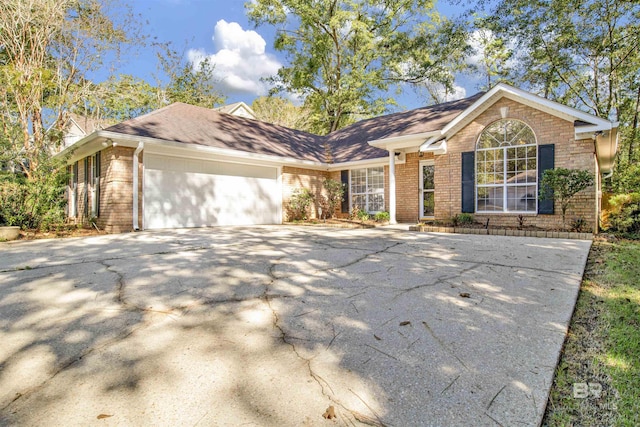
[538,144,555,214]
[341,170,349,213]
[461,152,475,213]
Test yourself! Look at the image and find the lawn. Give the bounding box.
[543,238,640,426]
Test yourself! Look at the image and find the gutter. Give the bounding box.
[133,141,144,231]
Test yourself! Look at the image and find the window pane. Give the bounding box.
[507,185,537,212]
[477,186,503,211]
[423,191,434,216]
[370,194,384,212]
[351,167,385,213]
[353,194,366,210]
[422,165,434,189]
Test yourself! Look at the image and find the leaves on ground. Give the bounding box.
[322,405,336,420]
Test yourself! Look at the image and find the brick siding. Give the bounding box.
[430,98,597,231]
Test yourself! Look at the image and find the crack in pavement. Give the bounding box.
[392,262,483,301]
[263,255,390,426]
[0,244,211,274]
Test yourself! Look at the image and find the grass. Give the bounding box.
[543,238,640,426]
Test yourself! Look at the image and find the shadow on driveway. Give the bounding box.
[0,226,591,426]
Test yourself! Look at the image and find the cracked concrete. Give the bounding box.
[0,226,590,426]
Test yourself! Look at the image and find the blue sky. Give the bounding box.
[119,0,476,111]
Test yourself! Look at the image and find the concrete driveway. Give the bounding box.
[0,226,590,426]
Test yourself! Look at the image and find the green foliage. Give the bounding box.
[452,213,474,226]
[539,168,594,226]
[350,205,370,222]
[82,74,161,122]
[317,179,345,219]
[286,188,315,221]
[0,158,69,230]
[246,0,470,134]
[374,211,390,222]
[569,216,588,233]
[251,96,313,132]
[0,0,142,177]
[605,193,640,236]
[161,55,226,108]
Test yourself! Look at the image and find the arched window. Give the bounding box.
[476,119,537,213]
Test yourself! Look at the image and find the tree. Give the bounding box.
[246,0,470,134]
[156,44,226,108]
[472,0,639,120]
[318,178,345,219]
[469,22,513,90]
[539,168,594,227]
[0,0,141,177]
[82,74,162,123]
[252,96,313,131]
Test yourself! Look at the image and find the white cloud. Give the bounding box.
[187,20,282,96]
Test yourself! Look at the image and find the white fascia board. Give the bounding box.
[326,157,389,171]
[368,131,441,151]
[85,131,329,171]
[442,83,615,137]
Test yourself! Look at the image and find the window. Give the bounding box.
[351,166,384,213]
[421,162,435,217]
[69,163,78,217]
[476,119,537,213]
[90,152,101,217]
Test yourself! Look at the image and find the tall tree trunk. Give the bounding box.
[628,84,640,163]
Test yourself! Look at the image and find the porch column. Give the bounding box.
[388,150,397,224]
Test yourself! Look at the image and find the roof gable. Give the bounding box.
[106,103,326,163]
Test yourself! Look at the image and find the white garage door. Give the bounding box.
[144,154,281,229]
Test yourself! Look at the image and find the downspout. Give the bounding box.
[133,141,144,231]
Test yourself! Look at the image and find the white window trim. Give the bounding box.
[476,120,538,214]
[350,166,385,214]
[419,160,435,219]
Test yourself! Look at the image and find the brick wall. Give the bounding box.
[281,166,329,221]
[92,146,136,233]
[430,98,597,231]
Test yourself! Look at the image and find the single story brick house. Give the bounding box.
[57,84,618,233]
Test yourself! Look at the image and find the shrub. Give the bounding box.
[285,188,315,221]
[350,205,370,221]
[0,165,68,231]
[317,178,345,219]
[0,174,28,226]
[374,211,390,222]
[452,213,474,226]
[570,217,588,233]
[605,193,640,235]
[540,168,594,227]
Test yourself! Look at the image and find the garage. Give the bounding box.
[143,153,281,229]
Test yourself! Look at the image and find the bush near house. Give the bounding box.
[317,178,345,219]
[285,187,315,221]
[604,193,640,237]
[0,166,68,231]
[539,168,594,228]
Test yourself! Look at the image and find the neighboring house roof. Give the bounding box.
[213,102,257,120]
[68,113,114,134]
[327,93,485,163]
[106,103,326,163]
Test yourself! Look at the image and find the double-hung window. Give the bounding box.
[476,119,537,213]
[351,167,384,213]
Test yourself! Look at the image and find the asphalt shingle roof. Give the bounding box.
[106,93,484,164]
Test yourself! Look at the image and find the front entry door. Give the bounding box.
[420,162,435,218]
